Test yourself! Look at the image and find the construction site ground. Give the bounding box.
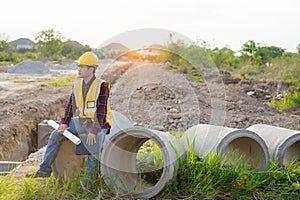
[0,61,299,179]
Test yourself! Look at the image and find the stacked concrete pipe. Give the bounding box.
[247,124,300,166]
[100,127,186,199]
[181,124,270,170]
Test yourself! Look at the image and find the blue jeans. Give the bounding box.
[39,117,107,177]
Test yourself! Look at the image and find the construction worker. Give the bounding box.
[27,51,111,179]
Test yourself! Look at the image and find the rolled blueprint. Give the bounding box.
[47,120,81,145]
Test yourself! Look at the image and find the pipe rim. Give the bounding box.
[276,133,300,166]
[100,126,180,198]
[217,130,270,170]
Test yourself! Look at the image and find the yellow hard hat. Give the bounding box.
[77,52,99,67]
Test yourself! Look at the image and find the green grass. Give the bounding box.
[158,149,300,199]
[39,75,77,88]
[136,141,164,185]
[1,148,299,199]
[159,148,242,198]
[49,75,77,87]
[270,91,300,110]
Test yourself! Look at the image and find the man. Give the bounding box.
[28,51,111,178]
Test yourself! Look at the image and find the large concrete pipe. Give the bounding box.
[247,124,300,166]
[181,124,270,170]
[52,141,85,178]
[100,126,186,199]
[52,110,133,178]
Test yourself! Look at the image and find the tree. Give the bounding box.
[0,33,9,51]
[62,40,91,59]
[34,28,64,59]
[211,47,239,69]
[240,40,258,57]
[255,46,285,64]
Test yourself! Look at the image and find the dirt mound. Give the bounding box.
[9,61,50,74]
[111,63,300,132]
[111,63,201,131]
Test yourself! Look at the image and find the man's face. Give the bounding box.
[77,65,92,78]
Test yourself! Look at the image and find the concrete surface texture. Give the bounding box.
[247,124,300,166]
[181,124,270,171]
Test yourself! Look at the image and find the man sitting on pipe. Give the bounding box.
[27,52,111,180]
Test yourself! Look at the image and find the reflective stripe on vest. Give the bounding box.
[73,78,112,127]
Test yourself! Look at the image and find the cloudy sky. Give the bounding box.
[1,0,299,52]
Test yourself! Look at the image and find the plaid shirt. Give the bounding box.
[60,77,110,134]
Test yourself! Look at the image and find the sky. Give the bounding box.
[1,0,299,52]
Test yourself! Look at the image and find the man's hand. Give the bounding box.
[58,124,68,135]
[86,133,96,145]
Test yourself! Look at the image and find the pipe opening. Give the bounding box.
[222,137,266,170]
[101,128,176,198]
[136,140,164,186]
[283,140,300,166]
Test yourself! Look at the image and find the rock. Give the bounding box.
[169,108,179,114]
[153,125,165,131]
[171,113,181,119]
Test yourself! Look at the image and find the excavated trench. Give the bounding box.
[0,92,68,161]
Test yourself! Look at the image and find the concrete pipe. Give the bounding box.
[100,126,186,199]
[52,110,133,178]
[181,124,270,170]
[52,140,86,178]
[0,161,22,175]
[247,124,300,166]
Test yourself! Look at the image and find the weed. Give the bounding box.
[0,175,19,200]
[38,75,77,88]
[1,148,299,199]
[270,91,300,110]
[136,141,164,185]
[49,75,77,87]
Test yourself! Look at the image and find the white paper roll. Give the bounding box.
[47,120,81,145]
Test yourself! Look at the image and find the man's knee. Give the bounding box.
[49,130,64,141]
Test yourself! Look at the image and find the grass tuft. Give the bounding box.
[270,91,300,110]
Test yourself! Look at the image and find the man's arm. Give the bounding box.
[59,93,74,126]
[90,82,110,134]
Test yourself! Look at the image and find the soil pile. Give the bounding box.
[9,61,50,74]
[111,63,300,132]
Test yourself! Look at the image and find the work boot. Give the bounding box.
[26,171,51,178]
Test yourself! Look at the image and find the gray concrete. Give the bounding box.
[181,124,270,170]
[52,140,86,178]
[247,124,300,166]
[0,161,22,175]
[100,126,185,199]
[38,121,53,149]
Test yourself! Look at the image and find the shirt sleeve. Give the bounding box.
[90,82,110,134]
[60,93,74,125]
